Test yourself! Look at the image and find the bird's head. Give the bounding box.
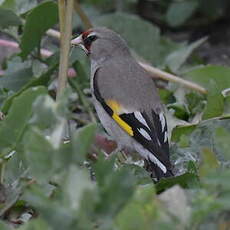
[71,27,130,60]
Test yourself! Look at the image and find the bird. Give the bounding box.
[72,27,174,181]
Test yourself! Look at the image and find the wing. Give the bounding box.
[93,71,172,176]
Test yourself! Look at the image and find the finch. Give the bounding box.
[72,27,174,180]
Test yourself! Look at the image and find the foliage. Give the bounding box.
[154,0,230,27]
[0,0,229,229]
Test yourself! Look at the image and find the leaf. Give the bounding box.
[93,157,136,218]
[0,221,10,230]
[20,1,58,59]
[18,218,50,230]
[214,127,230,160]
[155,173,199,194]
[115,185,156,230]
[1,0,37,14]
[167,103,189,120]
[1,64,57,114]
[23,184,75,230]
[0,184,21,217]
[0,7,21,28]
[0,57,33,92]
[202,80,224,120]
[4,151,27,185]
[0,87,47,156]
[166,1,198,27]
[187,161,198,175]
[183,65,230,91]
[62,165,94,211]
[28,93,68,150]
[165,37,207,73]
[124,164,152,185]
[199,148,219,177]
[71,123,97,164]
[23,127,56,182]
[171,124,196,142]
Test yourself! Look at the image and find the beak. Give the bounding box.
[71,34,83,46]
[71,35,88,54]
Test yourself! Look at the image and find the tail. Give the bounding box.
[144,159,174,182]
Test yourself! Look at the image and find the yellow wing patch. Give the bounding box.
[106,99,122,114]
[112,113,134,136]
[106,99,134,136]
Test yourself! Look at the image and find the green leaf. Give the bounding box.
[0,87,47,155]
[166,1,198,27]
[20,1,58,59]
[0,221,11,230]
[199,148,219,177]
[93,157,136,218]
[202,80,224,120]
[18,218,50,230]
[0,57,33,92]
[1,0,37,14]
[2,64,57,114]
[124,164,152,185]
[71,123,97,164]
[0,7,21,28]
[184,65,230,91]
[23,184,75,230]
[187,161,198,175]
[171,124,196,142]
[155,173,199,194]
[167,103,189,120]
[23,127,56,182]
[62,165,94,211]
[214,127,230,160]
[165,37,207,73]
[115,185,156,230]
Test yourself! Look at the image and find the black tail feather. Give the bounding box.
[144,159,174,182]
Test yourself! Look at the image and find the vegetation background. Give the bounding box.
[0,0,230,229]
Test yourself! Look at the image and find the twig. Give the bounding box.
[46,29,61,40]
[57,0,74,99]
[74,0,93,29]
[139,62,207,94]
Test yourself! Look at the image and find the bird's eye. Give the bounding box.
[84,35,97,47]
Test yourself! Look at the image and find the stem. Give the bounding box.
[57,0,74,99]
[46,29,61,40]
[139,62,207,94]
[74,0,93,29]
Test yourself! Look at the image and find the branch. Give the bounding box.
[56,0,74,99]
[139,62,207,94]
